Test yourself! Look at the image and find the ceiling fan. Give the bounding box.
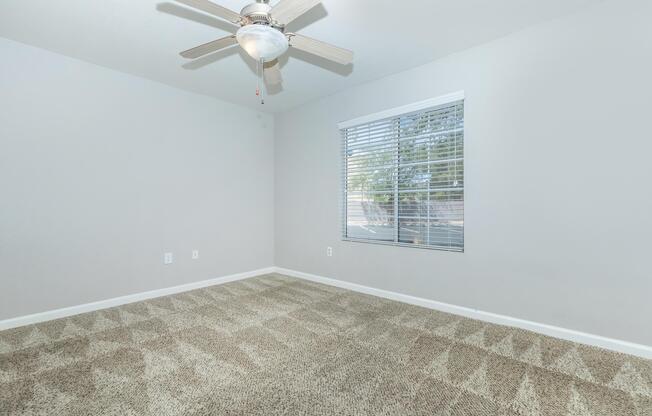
[174,0,354,90]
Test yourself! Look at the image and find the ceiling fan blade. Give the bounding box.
[288,34,353,65]
[180,35,237,59]
[264,60,283,86]
[175,0,242,24]
[270,0,321,25]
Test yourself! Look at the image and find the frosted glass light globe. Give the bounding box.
[236,25,289,62]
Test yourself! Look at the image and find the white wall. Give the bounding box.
[0,38,275,320]
[274,0,652,346]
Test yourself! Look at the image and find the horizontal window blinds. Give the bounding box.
[341,99,464,251]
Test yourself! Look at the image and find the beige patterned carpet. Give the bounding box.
[1,274,650,415]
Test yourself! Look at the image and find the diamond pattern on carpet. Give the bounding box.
[1,274,650,415]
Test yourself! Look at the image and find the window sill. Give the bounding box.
[342,238,464,253]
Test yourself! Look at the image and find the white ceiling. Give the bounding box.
[0,0,603,113]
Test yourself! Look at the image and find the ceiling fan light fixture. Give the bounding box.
[236,24,288,62]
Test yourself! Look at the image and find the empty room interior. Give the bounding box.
[1,0,651,415]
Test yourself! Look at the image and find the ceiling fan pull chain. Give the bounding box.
[256,59,260,97]
[260,58,265,105]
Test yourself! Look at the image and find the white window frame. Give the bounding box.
[339,91,465,252]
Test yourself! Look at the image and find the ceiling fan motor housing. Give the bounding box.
[240,2,283,28]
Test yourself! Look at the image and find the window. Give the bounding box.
[340,93,464,252]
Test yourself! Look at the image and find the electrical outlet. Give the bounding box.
[164,252,173,265]
[192,250,199,260]
[326,247,333,257]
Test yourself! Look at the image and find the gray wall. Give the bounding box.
[274,0,652,345]
[0,38,275,320]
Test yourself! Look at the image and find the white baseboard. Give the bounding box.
[0,267,275,331]
[3,265,650,359]
[273,267,652,360]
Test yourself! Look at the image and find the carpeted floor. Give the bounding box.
[1,274,650,415]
